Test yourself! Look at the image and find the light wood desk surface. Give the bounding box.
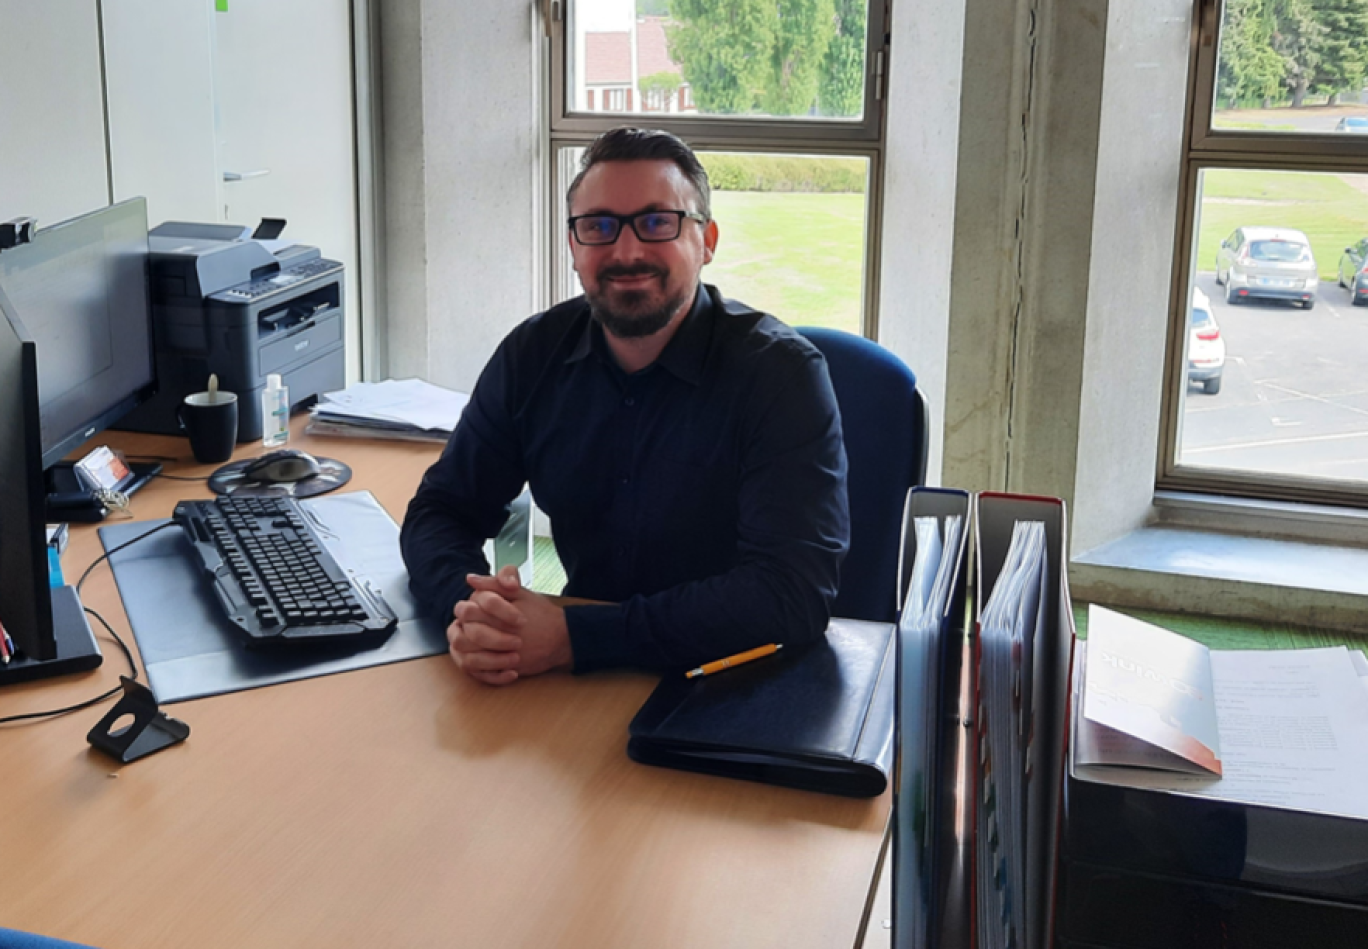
[0,422,889,949]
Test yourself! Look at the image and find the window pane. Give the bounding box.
[1212,1,1368,133]
[567,0,869,121]
[555,148,868,334]
[1177,168,1368,484]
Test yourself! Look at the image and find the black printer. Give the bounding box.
[117,222,346,442]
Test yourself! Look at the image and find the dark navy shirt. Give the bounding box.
[399,284,850,673]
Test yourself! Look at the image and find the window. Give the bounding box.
[547,0,891,337]
[1160,0,1368,505]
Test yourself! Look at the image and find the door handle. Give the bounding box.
[223,169,270,182]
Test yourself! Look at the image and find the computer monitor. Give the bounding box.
[0,197,157,685]
[0,198,157,470]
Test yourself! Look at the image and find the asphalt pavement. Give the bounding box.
[1181,271,1368,482]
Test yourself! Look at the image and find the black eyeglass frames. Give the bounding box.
[568,209,708,246]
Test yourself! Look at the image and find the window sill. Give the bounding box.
[1070,496,1368,632]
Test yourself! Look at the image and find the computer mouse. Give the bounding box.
[241,448,322,484]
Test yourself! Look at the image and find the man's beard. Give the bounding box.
[586,265,691,340]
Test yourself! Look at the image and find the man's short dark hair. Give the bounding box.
[566,127,711,221]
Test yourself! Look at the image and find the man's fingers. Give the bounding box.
[467,589,526,627]
[467,568,523,594]
[448,616,522,653]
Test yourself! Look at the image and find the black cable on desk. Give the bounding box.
[0,521,178,725]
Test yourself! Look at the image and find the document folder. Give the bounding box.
[971,492,1076,949]
[889,489,1076,949]
[893,487,972,949]
[626,617,896,798]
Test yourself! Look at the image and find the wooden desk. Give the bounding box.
[0,423,889,949]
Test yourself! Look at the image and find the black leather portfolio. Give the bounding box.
[626,618,896,797]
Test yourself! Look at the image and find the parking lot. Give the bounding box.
[1180,271,1368,482]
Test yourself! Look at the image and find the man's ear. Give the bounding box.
[702,219,719,264]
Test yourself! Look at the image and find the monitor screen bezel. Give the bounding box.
[0,197,158,471]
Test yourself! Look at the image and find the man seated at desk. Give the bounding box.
[400,127,850,686]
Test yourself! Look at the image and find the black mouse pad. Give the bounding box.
[208,455,352,498]
[99,490,447,704]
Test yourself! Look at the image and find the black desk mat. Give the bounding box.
[100,490,446,704]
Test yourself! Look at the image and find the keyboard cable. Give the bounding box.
[0,521,178,725]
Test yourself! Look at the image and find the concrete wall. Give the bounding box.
[877,0,967,486]
[379,0,541,392]
[1072,1,1191,555]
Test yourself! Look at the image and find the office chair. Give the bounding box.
[797,327,929,623]
[0,930,98,949]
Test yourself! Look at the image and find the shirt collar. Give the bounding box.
[564,284,713,386]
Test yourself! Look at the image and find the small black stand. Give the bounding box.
[87,676,189,763]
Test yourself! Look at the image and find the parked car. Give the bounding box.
[1334,116,1368,133]
[1214,226,1318,308]
[1337,237,1368,306]
[1188,287,1225,395]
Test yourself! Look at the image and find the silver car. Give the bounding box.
[1214,226,1318,309]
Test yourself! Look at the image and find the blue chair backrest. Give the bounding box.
[0,929,99,949]
[797,327,928,623]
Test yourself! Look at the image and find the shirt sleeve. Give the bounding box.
[566,348,850,673]
[399,339,528,624]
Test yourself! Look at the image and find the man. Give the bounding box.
[400,127,849,686]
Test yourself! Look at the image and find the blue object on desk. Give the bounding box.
[47,545,63,587]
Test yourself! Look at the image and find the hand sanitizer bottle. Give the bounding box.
[261,373,290,447]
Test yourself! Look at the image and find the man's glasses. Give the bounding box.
[568,210,707,246]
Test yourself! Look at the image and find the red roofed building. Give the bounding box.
[576,16,694,115]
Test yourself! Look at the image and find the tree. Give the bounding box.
[761,0,836,115]
[1218,0,1286,107]
[1269,0,1327,106]
[639,70,683,110]
[1310,0,1368,101]
[666,0,843,116]
[666,0,775,114]
[818,0,866,116]
[637,0,670,14]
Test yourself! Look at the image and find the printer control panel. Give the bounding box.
[214,258,342,303]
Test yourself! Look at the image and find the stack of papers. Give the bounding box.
[976,519,1049,949]
[307,378,469,442]
[1074,606,1368,822]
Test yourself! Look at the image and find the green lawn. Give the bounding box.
[1196,169,1368,280]
[706,190,866,332]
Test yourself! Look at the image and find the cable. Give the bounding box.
[155,474,210,482]
[0,521,178,725]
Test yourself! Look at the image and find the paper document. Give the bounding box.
[1075,636,1368,821]
[975,519,1048,949]
[1076,605,1222,775]
[310,378,469,436]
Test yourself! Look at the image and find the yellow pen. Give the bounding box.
[685,643,783,679]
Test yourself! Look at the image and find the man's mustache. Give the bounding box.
[598,264,666,281]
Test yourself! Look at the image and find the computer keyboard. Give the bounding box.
[173,495,398,649]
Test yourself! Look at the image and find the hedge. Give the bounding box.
[699,153,866,194]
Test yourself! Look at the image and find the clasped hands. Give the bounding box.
[448,565,574,686]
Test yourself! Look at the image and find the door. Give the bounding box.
[103,0,362,382]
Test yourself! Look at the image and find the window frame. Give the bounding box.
[542,0,893,339]
[1156,0,1368,507]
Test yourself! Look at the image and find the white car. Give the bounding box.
[1188,287,1225,395]
[1214,226,1318,309]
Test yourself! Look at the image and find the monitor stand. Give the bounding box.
[0,585,102,686]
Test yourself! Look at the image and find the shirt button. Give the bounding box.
[620,477,629,486]
[624,396,635,406]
